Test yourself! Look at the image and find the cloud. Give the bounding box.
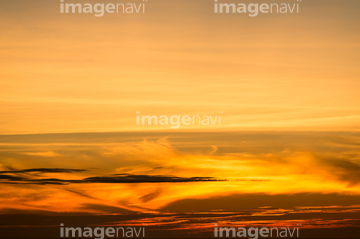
[83,174,226,184]
[0,174,25,181]
[0,168,225,185]
[0,168,86,174]
[80,203,134,214]
[315,156,360,186]
[161,193,360,213]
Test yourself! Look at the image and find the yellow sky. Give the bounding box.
[0,0,360,134]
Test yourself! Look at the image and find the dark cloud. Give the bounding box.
[140,189,163,203]
[161,193,360,213]
[1,177,80,185]
[0,174,26,181]
[0,168,88,185]
[0,169,225,185]
[83,174,226,184]
[0,168,86,174]
[1,194,360,238]
[315,156,360,186]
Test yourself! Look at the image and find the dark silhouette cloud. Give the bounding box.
[0,168,86,174]
[0,169,225,185]
[161,193,360,213]
[83,174,225,183]
[0,174,25,181]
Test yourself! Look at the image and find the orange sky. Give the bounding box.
[1,131,360,213]
[1,1,360,237]
[1,131,360,238]
[0,0,360,134]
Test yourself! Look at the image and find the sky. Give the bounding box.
[0,0,359,134]
[0,0,360,238]
[1,131,360,238]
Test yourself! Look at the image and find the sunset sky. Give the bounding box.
[0,0,360,238]
[0,0,359,134]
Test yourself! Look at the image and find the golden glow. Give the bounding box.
[1,1,360,237]
[0,1,359,134]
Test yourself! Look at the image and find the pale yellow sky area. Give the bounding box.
[0,0,359,134]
